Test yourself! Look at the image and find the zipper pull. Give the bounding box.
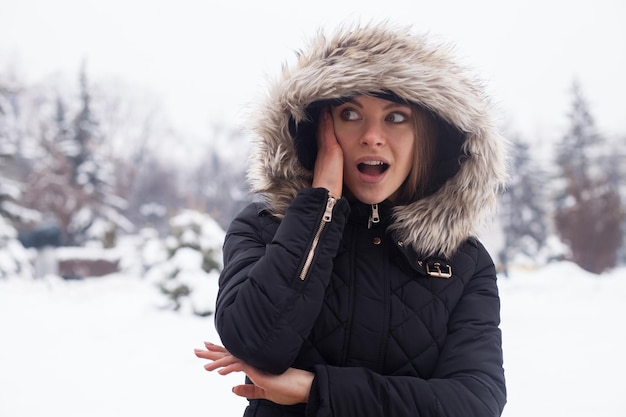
[323,196,336,222]
[368,203,380,229]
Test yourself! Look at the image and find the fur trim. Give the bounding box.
[247,22,508,258]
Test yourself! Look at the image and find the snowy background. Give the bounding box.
[1,238,625,417]
[2,1,626,416]
[2,0,625,143]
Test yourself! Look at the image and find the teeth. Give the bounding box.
[362,161,384,166]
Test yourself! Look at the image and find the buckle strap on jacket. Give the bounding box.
[423,259,453,278]
[395,239,453,279]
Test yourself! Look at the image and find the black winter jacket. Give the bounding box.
[216,189,506,416]
[215,23,507,417]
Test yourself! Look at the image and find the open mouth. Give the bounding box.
[357,161,389,176]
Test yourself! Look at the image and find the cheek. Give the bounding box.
[333,127,355,150]
[398,135,415,156]
[331,116,360,143]
[397,140,415,173]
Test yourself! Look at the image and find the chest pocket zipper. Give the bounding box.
[299,196,336,280]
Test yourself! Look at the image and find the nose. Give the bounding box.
[360,120,385,147]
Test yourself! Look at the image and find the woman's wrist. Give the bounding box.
[311,179,341,198]
[299,370,315,403]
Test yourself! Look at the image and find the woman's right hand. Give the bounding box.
[312,108,343,198]
[195,342,314,406]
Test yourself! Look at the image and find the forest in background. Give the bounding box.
[1,63,624,288]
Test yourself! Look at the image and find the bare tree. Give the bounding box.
[188,123,252,228]
[553,80,624,274]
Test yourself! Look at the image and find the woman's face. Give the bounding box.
[331,95,415,204]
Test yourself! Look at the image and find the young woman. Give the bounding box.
[195,22,508,417]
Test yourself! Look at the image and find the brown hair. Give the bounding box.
[393,105,438,204]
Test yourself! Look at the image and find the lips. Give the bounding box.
[357,160,389,176]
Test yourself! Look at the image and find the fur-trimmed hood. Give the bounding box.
[246,23,507,258]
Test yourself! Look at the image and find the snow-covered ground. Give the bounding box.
[1,262,625,417]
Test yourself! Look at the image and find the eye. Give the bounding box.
[340,108,360,121]
[386,112,408,123]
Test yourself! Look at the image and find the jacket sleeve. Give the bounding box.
[306,243,506,417]
[215,188,349,374]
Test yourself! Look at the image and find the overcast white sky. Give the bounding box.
[1,0,625,148]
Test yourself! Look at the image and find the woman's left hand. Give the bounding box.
[194,342,315,405]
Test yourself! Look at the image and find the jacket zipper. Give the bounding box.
[368,203,380,229]
[299,195,337,280]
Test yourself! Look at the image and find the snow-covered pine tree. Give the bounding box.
[553,80,623,274]
[65,64,133,246]
[0,78,39,277]
[499,137,549,274]
[21,65,132,247]
[147,209,225,316]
